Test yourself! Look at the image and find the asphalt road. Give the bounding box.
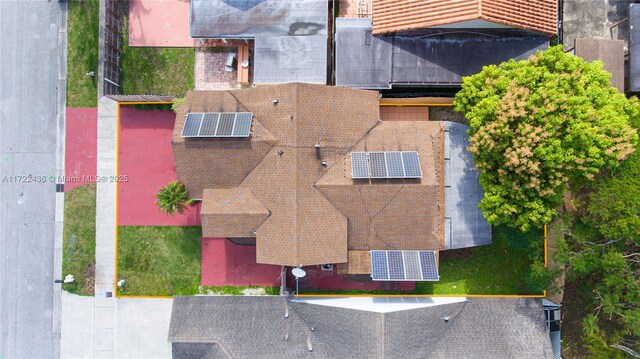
[0,1,61,358]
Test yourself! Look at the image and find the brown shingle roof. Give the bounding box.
[200,188,270,238]
[316,121,445,252]
[173,84,445,266]
[372,0,557,35]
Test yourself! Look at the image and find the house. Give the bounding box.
[168,296,556,358]
[189,0,328,85]
[336,0,557,88]
[172,83,490,278]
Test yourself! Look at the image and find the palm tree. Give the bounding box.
[156,180,193,215]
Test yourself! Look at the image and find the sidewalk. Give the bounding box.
[93,96,118,357]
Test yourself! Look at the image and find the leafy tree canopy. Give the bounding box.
[454,46,639,231]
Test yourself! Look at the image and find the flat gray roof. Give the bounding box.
[630,4,640,92]
[190,0,327,84]
[444,122,492,250]
[336,18,549,88]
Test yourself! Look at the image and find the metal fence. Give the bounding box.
[99,0,123,96]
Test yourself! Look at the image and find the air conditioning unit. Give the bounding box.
[225,52,237,72]
[321,264,334,271]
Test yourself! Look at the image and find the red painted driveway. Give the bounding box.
[201,237,282,287]
[118,107,200,226]
[65,108,97,191]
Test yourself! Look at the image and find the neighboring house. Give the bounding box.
[168,296,556,359]
[336,0,557,88]
[171,83,490,278]
[574,38,625,93]
[189,0,328,84]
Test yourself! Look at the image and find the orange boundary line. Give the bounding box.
[113,101,173,298]
[110,100,548,300]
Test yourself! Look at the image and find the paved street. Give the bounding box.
[0,1,62,358]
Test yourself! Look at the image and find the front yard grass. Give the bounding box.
[119,17,194,95]
[67,0,99,107]
[62,184,97,295]
[117,226,201,296]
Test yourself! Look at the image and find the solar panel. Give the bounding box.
[232,113,253,137]
[349,151,422,179]
[387,251,405,280]
[385,152,404,178]
[370,250,439,281]
[370,250,389,280]
[199,113,220,136]
[216,113,235,136]
[351,152,369,179]
[369,152,387,178]
[402,151,422,178]
[403,251,422,280]
[181,113,203,137]
[419,251,439,281]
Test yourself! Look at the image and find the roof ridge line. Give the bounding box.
[294,83,300,264]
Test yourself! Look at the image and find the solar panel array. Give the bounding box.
[350,151,423,179]
[370,250,439,281]
[181,112,253,138]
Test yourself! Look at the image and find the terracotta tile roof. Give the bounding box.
[372,0,557,35]
[173,84,446,266]
[200,188,270,238]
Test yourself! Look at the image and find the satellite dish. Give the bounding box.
[292,267,306,278]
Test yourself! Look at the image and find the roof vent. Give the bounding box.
[443,316,450,323]
[278,149,284,156]
[272,99,279,105]
[314,143,321,148]
[307,335,313,352]
[321,161,328,167]
[310,327,315,332]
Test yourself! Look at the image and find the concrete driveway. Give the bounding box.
[61,293,173,358]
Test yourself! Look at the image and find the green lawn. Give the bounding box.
[117,226,202,296]
[62,184,97,295]
[414,233,536,295]
[302,226,542,296]
[120,18,194,95]
[67,1,99,107]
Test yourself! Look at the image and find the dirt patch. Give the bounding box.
[242,288,266,296]
[85,263,95,295]
[429,107,467,124]
[439,247,471,260]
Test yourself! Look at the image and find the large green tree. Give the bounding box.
[455,45,639,231]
